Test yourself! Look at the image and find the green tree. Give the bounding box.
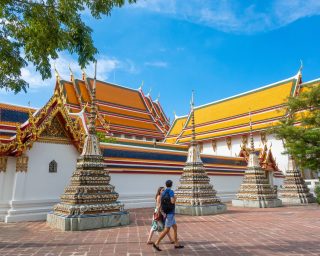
[272,84,320,172]
[0,0,136,93]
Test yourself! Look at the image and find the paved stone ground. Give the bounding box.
[0,204,320,256]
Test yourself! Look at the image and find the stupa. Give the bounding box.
[232,113,282,208]
[279,156,315,205]
[47,63,129,231]
[175,91,227,216]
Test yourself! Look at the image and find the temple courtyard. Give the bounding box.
[0,204,319,256]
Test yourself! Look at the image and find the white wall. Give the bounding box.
[4,142,79,222]
[0,157,16,221]
[112,173,243,209]
[201,133,289,181]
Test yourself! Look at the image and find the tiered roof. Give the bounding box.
[57,73,169,141]
[165,71,304,144]
[0,91,84,156]
[0,103,36,141]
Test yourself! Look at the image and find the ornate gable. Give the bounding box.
[39,115,71,144]
[0,90,85,157]
[238,143,283,177]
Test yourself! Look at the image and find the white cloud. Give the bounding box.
[145,61,168,68]
[131,0,320,33]
[17,53,135,91]
[133,0,176,14]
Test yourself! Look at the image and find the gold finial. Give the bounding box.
[54,63,60,79]
[69,65,74,82]
[81,69,86,80]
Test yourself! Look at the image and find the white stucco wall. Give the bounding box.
[112,172,243,209]
[1,133,289,223]
[0,157,16,221]
[201,133,289,177]
[4,142,79,222]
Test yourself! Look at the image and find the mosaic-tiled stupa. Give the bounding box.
[279,156,315,205]
[232,114,282,208]
[175,92,227,216]
[47,63,129,231]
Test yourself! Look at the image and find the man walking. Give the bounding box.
[153,180,184,251]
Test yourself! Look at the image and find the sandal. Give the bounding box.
[153,243,162,251]
[174,245,184,249]
[147,241,153,245]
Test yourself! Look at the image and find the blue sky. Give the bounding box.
[1,0,320,122]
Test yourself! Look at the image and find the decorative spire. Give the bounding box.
[249,111,254,151]
[278,155,315,204]
[156,93,160,101]
[173,111,177,119]
[54,63,60,79]
[175,89,226,215]
[87,61,97,135]
[147,88,152,97]
[138,80,144,91]
[191,90,196,142]
[299,59,303,73]
[69,65,74,82]
[81,69,86,80]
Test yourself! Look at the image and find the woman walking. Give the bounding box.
[147,187,174,244]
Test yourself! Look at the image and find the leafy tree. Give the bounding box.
[315,185,320,204]
[97,131,117,143]
[0,0,136,93]
[272,84,320,172]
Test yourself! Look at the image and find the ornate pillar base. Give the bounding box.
[47,211,129,231]
[232,199,282,208]
[280,196,315,205]
[175,203,227,216]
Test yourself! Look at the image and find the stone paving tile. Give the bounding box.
[0,204,320,256]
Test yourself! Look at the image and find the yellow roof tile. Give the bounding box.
[166,76,299,144]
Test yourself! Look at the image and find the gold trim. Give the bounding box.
[16,155,28,172]
[0,157,8,172]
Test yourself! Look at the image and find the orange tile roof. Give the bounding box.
[63,81,80,106]
[60,77,169,140]
[89,79,146,110]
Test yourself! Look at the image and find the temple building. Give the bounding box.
[0,74,246,222]
[58,71,170,141]
[0,68,318,222]
[165,68,320,183]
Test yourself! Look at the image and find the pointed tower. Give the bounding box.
[47,62,129,231]
[175,91,227,216]
[279,156,315,205]
[232,113,282,208]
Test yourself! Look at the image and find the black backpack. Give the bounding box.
[161,190,175,214]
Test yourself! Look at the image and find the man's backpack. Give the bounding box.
[161,190,175,214]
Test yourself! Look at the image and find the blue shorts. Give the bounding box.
[165,213,176,228]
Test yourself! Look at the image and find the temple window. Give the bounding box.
[49,160,58,173]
